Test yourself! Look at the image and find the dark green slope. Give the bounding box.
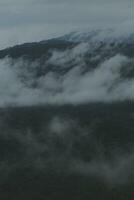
[0,103,134,199]
[0,39,76,60]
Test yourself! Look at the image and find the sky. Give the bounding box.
[0,0,134,49]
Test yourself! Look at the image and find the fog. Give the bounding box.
[0,44,134,106]
[0,114,134,187]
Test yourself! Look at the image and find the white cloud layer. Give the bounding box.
[0,46,134,107]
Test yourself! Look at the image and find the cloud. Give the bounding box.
[48,117,72,137]
[1,46,134,106]
[0,0,134,48]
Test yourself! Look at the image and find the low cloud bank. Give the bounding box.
[1,44,134,106]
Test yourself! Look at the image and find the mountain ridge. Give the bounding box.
[1,28,134,61]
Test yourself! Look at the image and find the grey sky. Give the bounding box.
[0,0,134,49]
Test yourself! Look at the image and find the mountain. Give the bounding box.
[1,28,134,59]
[1,29,134,199]
[0,29,133,107]
[0,28,134,104]
[1,28,134,66]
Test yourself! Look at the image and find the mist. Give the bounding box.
[1,44,134,107]
[0,113,134,187]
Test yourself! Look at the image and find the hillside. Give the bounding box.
[1,29,134,199]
